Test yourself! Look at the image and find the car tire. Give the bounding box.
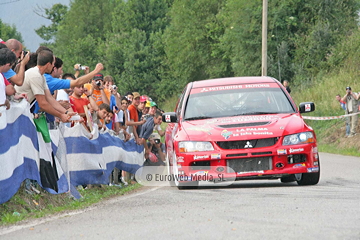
[177,181,199,190]
[166,152,176,187]
[280,175,296,183]
[296,161,320,186]
[170,153,199,189]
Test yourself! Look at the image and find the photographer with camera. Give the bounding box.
[3,39,30,86]
[84,73,110,106]
[144,132,165,166]
[341,86,358,137]
[138,110,163,159]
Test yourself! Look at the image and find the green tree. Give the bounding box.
[99,0,172,101]
[0,19,23,43]
[219,0,360,84]
[35,4,68,42]
[53,0,117,71]
[163,0,229,88]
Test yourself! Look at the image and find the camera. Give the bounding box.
[154,139,160,144]
[112,85,118,90]
[22,50,28,57]
[96,80,101,86]
[76,64,87,70]
[143,114,150,120]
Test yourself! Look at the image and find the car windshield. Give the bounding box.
[184,87,295,120]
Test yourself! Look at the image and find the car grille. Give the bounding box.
[227,157,272,173]
[217,122,270,128]
[216,137,279,150]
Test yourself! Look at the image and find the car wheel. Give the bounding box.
[296,161,320,186]
[171,153,198,190]
[166,152,176,187]
[280,175,296,183]
[177,181,199,190]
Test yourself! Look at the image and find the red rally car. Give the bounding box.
[162,76,319,189]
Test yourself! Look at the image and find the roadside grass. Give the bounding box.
[0,183,141,226]
[319,144,360,157]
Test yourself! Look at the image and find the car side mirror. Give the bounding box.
[299,102,315,113]
[162,112,178,123]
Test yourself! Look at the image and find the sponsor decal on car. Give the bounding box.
[233,132,252,136]
[211,153,221,159]
[165,114,171,122]
[307,167,319,172]
[178,175,192,181]
[293,163,306,168]
[289,148,304,153]
[277,149,287,155]
[206,115,279,124]
[253,131,274,135]
[200,85,244,93]
[194,171,209,175]
[245,84,271,88]
[194,155,209,160]
[232,132,273,137]
[305,104,311,112]
[221,130,233,140]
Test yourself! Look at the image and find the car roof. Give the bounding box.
[191,76,278,89]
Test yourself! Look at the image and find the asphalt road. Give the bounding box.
[1,152,359,239]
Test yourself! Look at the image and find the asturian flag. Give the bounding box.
[0,100,145,204]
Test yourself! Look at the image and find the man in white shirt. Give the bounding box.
[15,50,72,122]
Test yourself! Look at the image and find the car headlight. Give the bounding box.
[283,132,314,146]
[179,141,214,153]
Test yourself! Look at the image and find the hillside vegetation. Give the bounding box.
[290,30,360,156]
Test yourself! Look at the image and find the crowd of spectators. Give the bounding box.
[0,38,166,190]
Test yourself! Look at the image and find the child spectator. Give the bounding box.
[114,96,131,141]
[103,75,119,130]
[84,73,110,106]
[125,91,134,104]
[148,101,164,136]
[91,103,113,130]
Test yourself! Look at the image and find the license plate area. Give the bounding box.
[227,157,272,173]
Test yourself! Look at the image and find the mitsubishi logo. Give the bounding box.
[244,141,253,148]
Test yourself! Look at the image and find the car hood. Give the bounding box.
[181,113,308,141]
